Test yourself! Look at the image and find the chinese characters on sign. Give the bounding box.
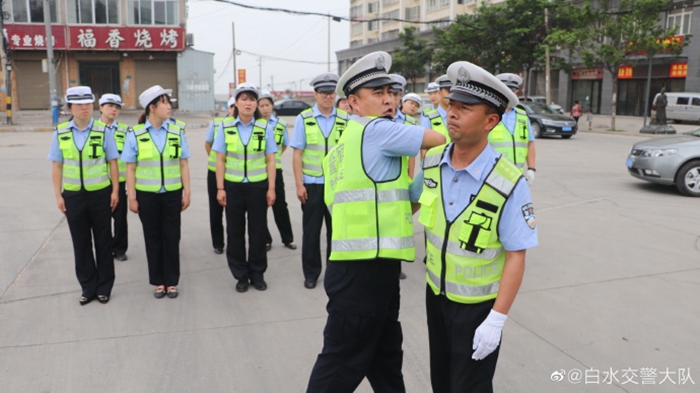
[669,63,688,78]
[4,24,184,51]
[618,66,634,79]
[571,68,604,80]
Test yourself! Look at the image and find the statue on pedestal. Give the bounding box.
[654,87,668,125]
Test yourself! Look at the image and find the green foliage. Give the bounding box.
[392,27,434,91]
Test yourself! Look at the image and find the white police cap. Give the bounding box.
[233,82,259,100]
[259,89,274,102]
[227,96,236,108]
[337,51,393,97]
[65,86,95,105]
[310,73,339,92]
[424,82,439,93]
[98,93,123,107]
[139,85,175,109]
[445,61,518,114]
[402,93,422,105]
[435,74,452,89]
[496,73,522,91]
[389,74,407,92]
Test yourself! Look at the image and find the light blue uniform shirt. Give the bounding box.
[47,118,119,163]
[269,115,290,147]
[501,108,535,142]
[120,119,191,193]
[420,105,447,129]
[212,116,277,183]
[359,116,423,181]
[394,109,406,124]
[410,143,538,251]
[289,104,339,184]
[205,120,218,143]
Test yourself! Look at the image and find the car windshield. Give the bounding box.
[523,102,557,114]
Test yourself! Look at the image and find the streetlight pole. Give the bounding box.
[232,22,237,88]
[43,0,58,125]
[299,79,304,98]
[258,56,263,89]
[327,12,331,72]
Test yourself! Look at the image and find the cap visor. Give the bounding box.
[446,91,489,106]
[69,99,95,104]
[315,86,336,92]
[170,98,177,103]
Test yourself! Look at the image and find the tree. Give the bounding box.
[392,27,434,92]
[548,0,687,130]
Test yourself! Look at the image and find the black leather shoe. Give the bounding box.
[154,286,167,299]
[304,278,317,289]
[252,279,268,291]
[399,271,407,280]
[97,295,110,304]
[214,247,224,254]
[265,244,272,252]
[79,295,95,306]
[284,243,298,250]
[236,279,249,293]
[114,254,128,261]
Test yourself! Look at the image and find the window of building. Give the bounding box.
[667,9,692,35]
[427,0,450,12]
[128,0,179,25]
[382,9,400,25]
[405,6,420,21]
[351,23,364,35]
[4,0,57,23]
[457,0,475,4]
[368,20,379,31]
[66,0,119,24]
[433,18,451,28]
[382,0,399,5]
[350,39,363,48]
[350,4,363,19]
[367,1,380,13]
[382,29,399,40]
[367,37,379,44]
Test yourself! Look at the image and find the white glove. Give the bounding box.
[472,310,507,360]
[525,169,535,184]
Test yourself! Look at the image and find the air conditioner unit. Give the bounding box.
[186,33,194,47]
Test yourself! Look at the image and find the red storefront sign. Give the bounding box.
[618,66,633,79]
[238,69,246,84]
[4,24,184,51]
[669,62,688,78]
[572,68,604,80]
[3,25,67,50]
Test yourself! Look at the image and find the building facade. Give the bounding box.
[1,0,189,110]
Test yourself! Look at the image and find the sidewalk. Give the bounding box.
[577,113,698,137]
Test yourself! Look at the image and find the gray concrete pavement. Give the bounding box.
[1,113,699,392]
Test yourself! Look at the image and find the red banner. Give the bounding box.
[572,68,604,80]
[618,66,633,79]
[4,24,185,51]
[238,69,246,84]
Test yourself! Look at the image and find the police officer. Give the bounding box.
[420,75,451,142]
[424,82,440,110]
[213,83,277,293]
[98,93,129,261]
[204,97,235,254]
[410,61,538,392]
[48,86,119,305]
[400,93,422,118]
[122,85,191,299]
[306,51,445,392]
[290,72,348,289]
[258,90,296,251]
[491,73,536,182]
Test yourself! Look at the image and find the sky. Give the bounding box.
[187,0,351,96]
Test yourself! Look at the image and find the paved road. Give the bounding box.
[1,124,698,392]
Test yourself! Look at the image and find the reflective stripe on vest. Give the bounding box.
[223,118,269,183]
[57,120,111,192]
[113,122,129,182]
[207,117,225,172]
[301,108,349,177]
[171,118,187,132]
[424,108,451,143]
[323,116,415,262]
[272,118,287,169]
[133,123,183,192]
[419,145,522,304]
[488,108,529,172]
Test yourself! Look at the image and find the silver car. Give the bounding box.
[626,129,700,196]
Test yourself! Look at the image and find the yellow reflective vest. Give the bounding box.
[323,117,415,262]
[207,117,225,172]
[419,144,522,304]
[423,108,451,143]
[57,120,111,192]
[301,108,349,177]
[133,122,184,192]
[489,107,530,172]
[111,122,129,182]
[271,117,287,169]
[223,117,269,183]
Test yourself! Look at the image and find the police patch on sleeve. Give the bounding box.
[521,203,536,229]
[424,178,438,188]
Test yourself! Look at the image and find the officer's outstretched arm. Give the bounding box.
[421,128,446,149]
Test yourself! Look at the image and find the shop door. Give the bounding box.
[135,60,178,109]
[79,62,120,109]
[15,60,50,110]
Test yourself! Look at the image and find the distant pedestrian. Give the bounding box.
[571,100,583,124]
[586,110,593,131]
[48,86,119,306]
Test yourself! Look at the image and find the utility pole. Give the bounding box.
[544,7,551,106]
[270,75,274,92]
[299,79,304,98]
[232,22,237,88]
[0,0,11,124]
[258,57,262,89]
[327,13,331,72]
[43,0,58,125]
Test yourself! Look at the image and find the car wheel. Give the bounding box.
[531,122,541,138]
[675,160,700,197]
